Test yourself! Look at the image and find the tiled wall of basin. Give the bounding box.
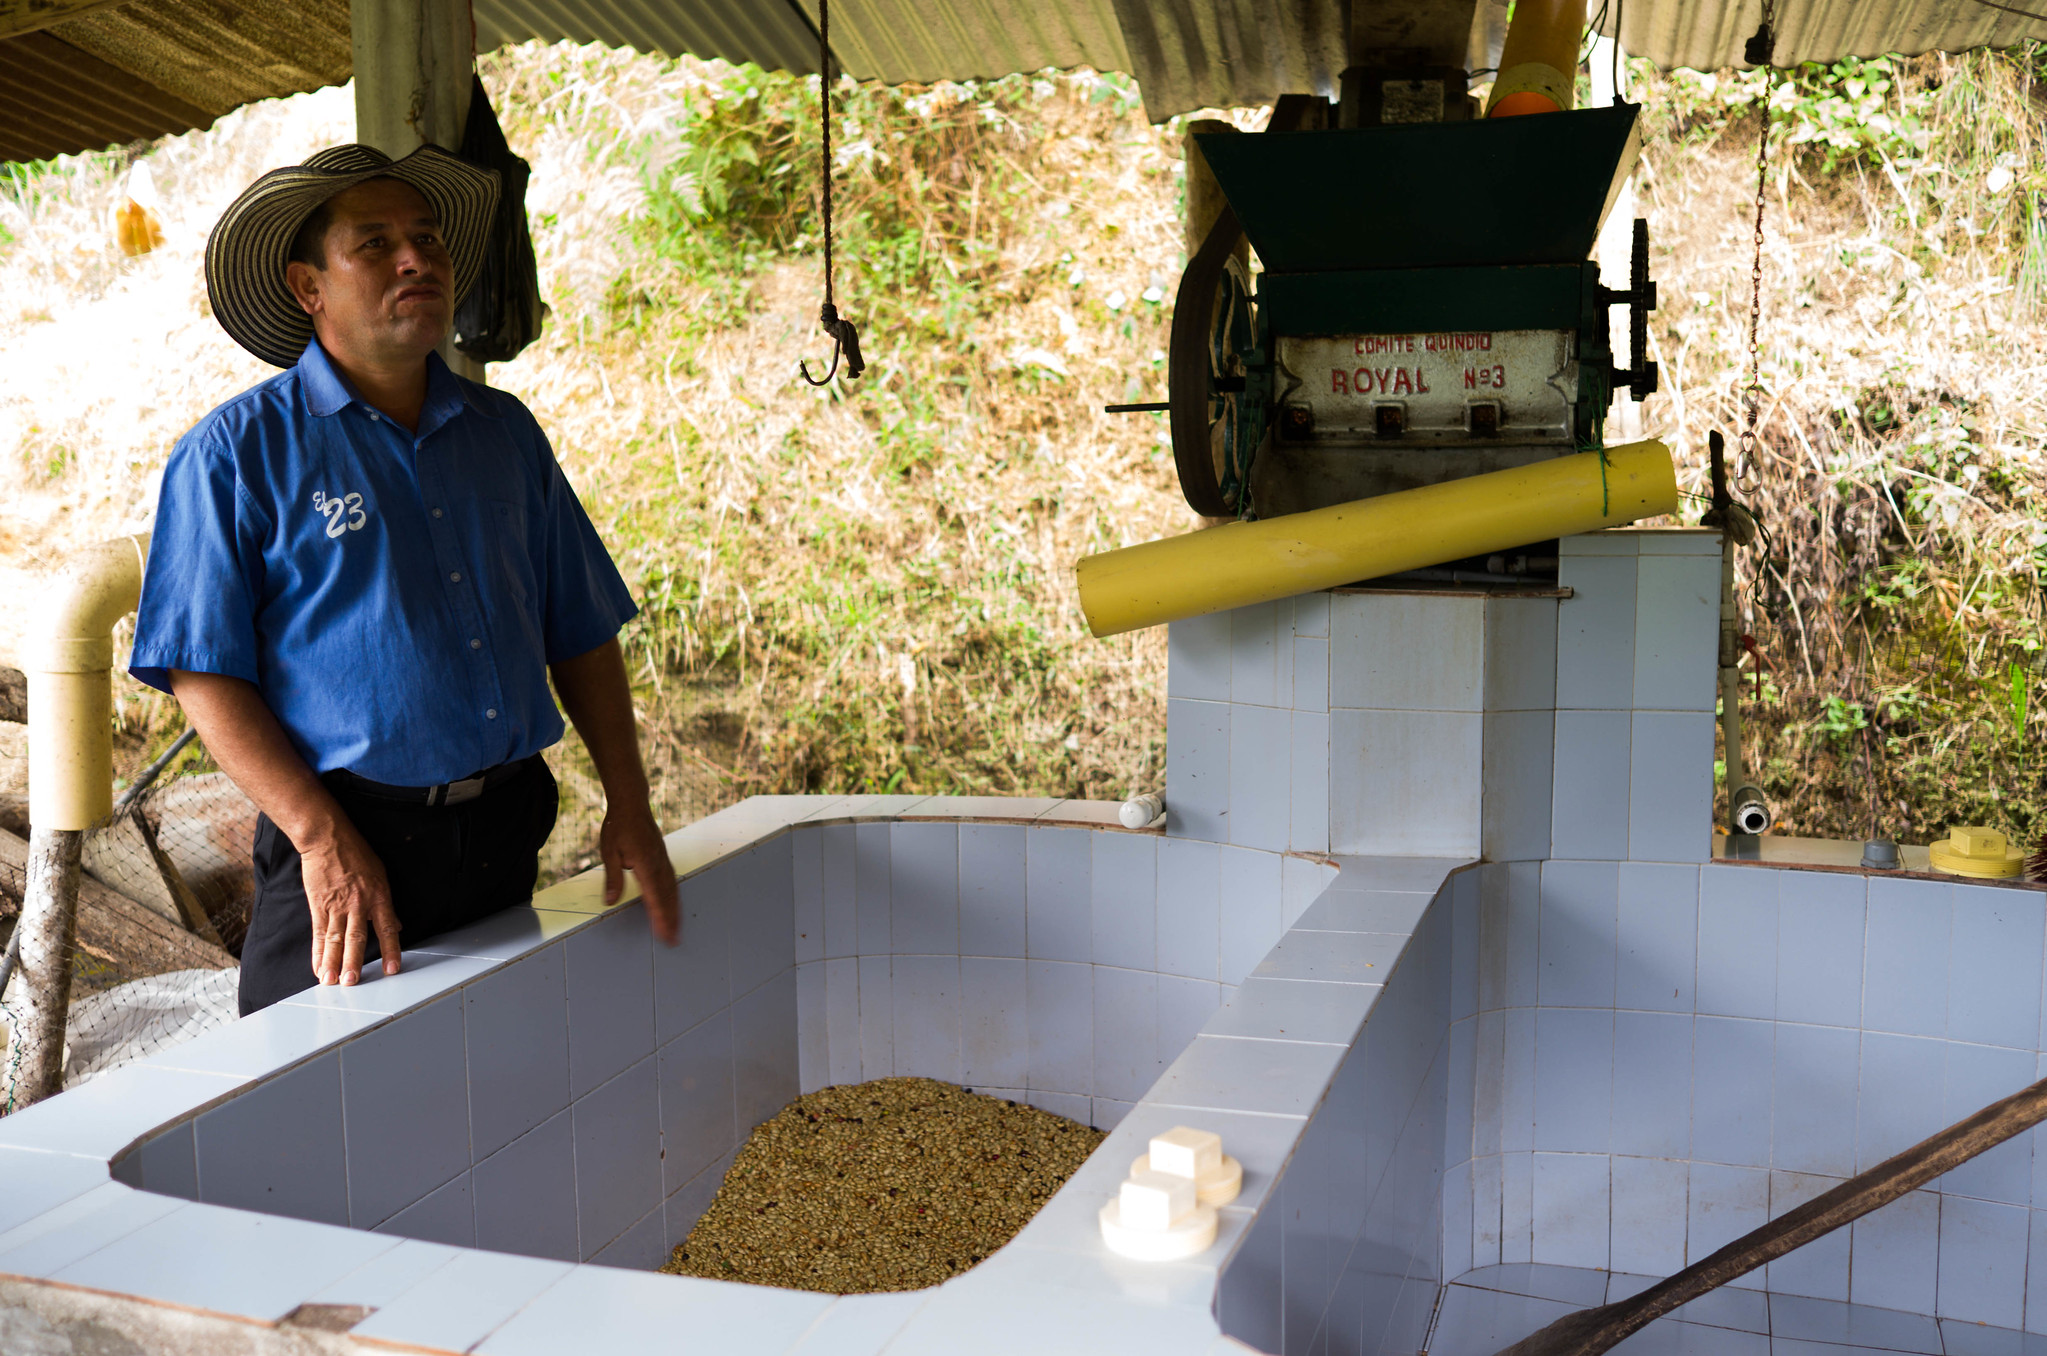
[1219,864,1468,1356]
[1166,529,1721,865]
[1170,531,2047,1351]
[792,813,1338,1131]
[0,789,1468,1355]
[93,804,1340,1277]
[1444,859,2047,1333]
[108,833,800,1273]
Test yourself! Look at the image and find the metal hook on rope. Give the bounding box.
[800,303,865,386]
[796,0,863,388]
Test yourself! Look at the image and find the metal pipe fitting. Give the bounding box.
[1730,783,1772,836]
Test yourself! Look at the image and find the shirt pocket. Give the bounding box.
[489,499,536,608]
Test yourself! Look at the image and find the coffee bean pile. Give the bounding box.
[661,1077,1105,1293]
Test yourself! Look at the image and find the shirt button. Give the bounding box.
[432,508,444,519]
[486,708,498,719]
[470,638,482,650]
[449,571,462,583]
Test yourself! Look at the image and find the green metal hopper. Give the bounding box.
[1194,104,1643,275]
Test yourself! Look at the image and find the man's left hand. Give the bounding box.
[601,805,679,944]
[551,638,679,949]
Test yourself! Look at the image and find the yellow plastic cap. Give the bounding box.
[1953,827,2004,857]
[1928,826,2026,879]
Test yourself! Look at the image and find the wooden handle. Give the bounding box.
[1494,1074,2047,1356]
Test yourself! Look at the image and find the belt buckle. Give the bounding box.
[442,775,488,806]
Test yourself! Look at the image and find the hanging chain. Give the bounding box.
[799,0,864,386]
[1736,0,1775,493]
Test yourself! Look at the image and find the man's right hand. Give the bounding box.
[167,669,405,987]
[299,820,403,986]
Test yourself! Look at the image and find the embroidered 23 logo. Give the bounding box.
[311,490,369,539]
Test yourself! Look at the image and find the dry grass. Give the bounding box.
[1628,50,2047,843]
[473,48,1201,877]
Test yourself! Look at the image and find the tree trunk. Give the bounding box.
[9,827,82,1109]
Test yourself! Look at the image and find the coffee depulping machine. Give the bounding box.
[1177,101,1658,526]
[1078,7,1686,629]
[1077,0,1775,827]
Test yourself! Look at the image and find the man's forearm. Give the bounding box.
[549,639,652,806]
[166,670,349,849]
[550,637,677,937]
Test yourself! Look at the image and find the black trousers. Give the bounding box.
[238,756,559,1015]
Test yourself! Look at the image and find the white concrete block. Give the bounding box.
[1149,1126,1223,1179]
[1120,1170,1197,1230]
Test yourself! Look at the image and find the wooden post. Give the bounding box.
[7,828,82,1107]
[349,0,486,382]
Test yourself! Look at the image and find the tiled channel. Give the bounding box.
[10,534,2047,1353]
[1430,1263,2046,1356]
[0,792,1459,1353]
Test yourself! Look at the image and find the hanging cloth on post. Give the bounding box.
[453,75,551,364]
[799,0,863,386]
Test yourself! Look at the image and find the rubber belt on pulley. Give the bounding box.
[1167,204,1244,519]
[1167,95,1324,519]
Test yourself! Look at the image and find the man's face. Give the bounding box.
[285,178,452,367]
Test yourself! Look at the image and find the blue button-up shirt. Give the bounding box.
[131,340,638,786]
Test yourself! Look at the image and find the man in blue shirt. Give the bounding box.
[130,143,678,1014]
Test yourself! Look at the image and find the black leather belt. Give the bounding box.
[327,755,538,807]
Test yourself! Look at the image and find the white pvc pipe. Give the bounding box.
[26,533,149,832]
[1120,792,1165,830]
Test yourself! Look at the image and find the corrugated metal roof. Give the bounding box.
[1110,0,1345,117]
[6,0,2047,167]
[0,28,207,163]
[0,0,347,163]
[472,0,820,79]
[816,0,1129,87]
[1616,0,2047,75]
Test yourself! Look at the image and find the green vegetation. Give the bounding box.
[1637,47,2047,843]
[473,48,1189,876]
[10,40,2047,875]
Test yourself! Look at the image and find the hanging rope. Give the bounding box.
[1735,0,1775,493]
[1609,0,1625,103]
[799,0,864,387]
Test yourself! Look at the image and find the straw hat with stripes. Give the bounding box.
[205,143,500,369]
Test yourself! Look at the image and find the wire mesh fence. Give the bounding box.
[0,726,250,1109]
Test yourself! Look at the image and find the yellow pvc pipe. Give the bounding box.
[1486,0,1587,117]
[27,533,150,831]
[1076,440,1676,638]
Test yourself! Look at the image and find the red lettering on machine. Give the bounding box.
[1353,333,1495,355]
[1331,367,1433,396]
